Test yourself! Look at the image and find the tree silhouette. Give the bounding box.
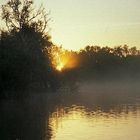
[0,0,56,97]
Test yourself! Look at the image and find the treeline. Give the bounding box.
[60,45,140,82]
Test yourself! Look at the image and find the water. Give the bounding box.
[50,105,140,140]
[49,91,140,140]
[1,90,140,140]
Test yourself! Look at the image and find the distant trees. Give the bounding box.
[46,44,140,85]
[74,45,140,80]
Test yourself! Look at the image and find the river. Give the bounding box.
[0,88,140,140]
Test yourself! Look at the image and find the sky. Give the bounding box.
[1,0,140,50]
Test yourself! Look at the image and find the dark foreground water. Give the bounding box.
[1,88,140,140]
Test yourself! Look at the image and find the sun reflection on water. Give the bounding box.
[48,105,140,140]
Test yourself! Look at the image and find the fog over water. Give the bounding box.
[1,80,140,140]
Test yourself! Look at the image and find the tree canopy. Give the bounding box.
[0,0,58,97]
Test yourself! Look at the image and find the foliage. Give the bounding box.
[57,45,140,84]
[0,0,57,98]
[69,45,140,81]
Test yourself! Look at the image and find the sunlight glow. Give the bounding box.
[50,46,78,71]
[56,62,64,71]
[54,52,67,71]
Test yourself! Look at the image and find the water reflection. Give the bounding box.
[0,91,140,140]
[49,104,140,140]
[0,94,53,140]
[48,92,140,140]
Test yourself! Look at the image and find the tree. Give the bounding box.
[0,0,56,96]
[1,0,48,32]
[1,0,52,48]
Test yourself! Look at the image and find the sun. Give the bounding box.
[49,46,79,72]
[56,62,64,71]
